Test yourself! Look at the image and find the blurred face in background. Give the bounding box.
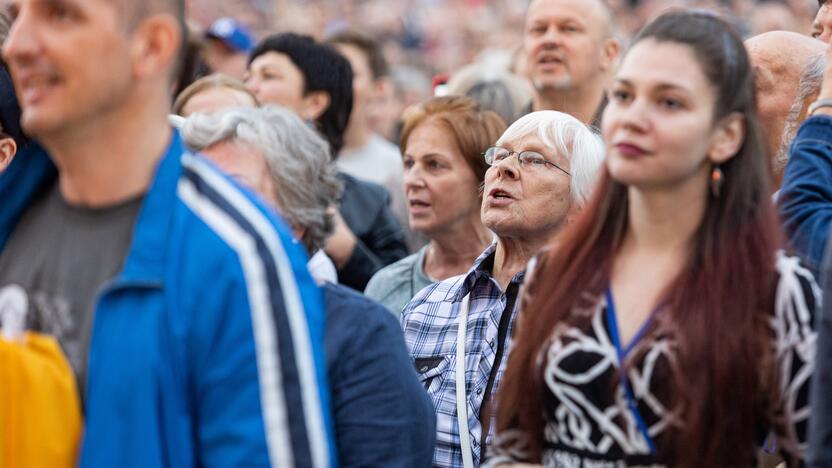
[402,118,482,237]
[523,0,615,92]
[334,43,374,126]
[203,39,249,81]
[245,52,307,115]
[813,2,832,43]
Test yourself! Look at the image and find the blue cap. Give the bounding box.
[206,17,255,53]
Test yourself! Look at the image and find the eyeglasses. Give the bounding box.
[482,146,570,176]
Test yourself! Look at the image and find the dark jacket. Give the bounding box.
[810,233,832,467]
[779,115,832,272]
[337,172,408,291]
[322,282,436,467]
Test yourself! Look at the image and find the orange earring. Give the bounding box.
[710,165,724,198]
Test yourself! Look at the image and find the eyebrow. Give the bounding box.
[614,78,693,94]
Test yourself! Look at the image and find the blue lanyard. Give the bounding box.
[604,287,661,455]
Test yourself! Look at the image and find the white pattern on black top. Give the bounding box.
[485,252,818,467]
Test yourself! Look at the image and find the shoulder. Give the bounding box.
[174,152,299,258]
[322,282,402,345]
[172,153,321,309]
[401,273,466,319]
[366,252,421,293]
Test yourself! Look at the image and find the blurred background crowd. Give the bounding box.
[185,0,821,144]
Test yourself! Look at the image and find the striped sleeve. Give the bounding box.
[178,154,334,467]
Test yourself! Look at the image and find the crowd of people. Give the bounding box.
[3,0,832,467]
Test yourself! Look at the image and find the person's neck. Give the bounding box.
[623,171,708,258]
[533,79,606,124]
[492,232,550,291]
[43,92,172,207]
[340,114,371,153]
[423,216,492,280]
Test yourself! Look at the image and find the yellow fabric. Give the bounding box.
[0,332,82,468]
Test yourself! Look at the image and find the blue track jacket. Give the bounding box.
[0,131,336,467]
[780,115,832,272]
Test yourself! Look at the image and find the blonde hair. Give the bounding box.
[172,73,258,116]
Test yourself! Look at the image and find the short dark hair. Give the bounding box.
[325,29,390,80]
[249,33,354,157]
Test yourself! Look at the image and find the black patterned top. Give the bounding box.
[486,252,819,467]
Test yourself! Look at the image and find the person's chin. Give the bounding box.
[533,75,573,92]
[20,110,63,138]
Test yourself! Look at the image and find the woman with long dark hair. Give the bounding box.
[488,10,819,467]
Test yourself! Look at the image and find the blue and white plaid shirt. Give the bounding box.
[401,244,526,468]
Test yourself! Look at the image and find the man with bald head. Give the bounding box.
[746,31,826,186]
[0,0,335,466]
[522,0,620,125]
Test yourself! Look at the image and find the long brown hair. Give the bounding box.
[496,11,782,466]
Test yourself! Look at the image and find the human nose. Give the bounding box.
[614,97,650,134]
[403,162,426,191]
[244,75,260,95]
[492,154,520,180]
[3,6,40,71]
[539,26,563,48]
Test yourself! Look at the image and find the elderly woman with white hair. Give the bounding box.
[180,106,436,467]
[400,110,604,468]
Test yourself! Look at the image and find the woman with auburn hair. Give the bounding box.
[365,96,505,314]
[488,10,819,467]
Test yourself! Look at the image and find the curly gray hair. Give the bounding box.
[180,105,343,253]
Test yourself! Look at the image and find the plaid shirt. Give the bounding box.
[401,244,526,467]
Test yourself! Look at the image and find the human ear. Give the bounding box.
[131,15,182,80]
[301,91,331,121]
[600,37,621,72]
[0,137,17,172]
[708,112,746,164]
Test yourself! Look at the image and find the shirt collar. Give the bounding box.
[453,243,527,301]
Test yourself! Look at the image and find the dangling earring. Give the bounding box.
[710,165,724,198]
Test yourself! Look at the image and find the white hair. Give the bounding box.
[180,105,342,253]
[496,110,605,206]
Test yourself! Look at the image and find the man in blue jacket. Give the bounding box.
[0,0,335,466]
[782,41,832,467]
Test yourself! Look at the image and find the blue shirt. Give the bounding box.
[401,244,525,467]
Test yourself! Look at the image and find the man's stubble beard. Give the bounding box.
[23,74,136,143]
[532,73,574,95]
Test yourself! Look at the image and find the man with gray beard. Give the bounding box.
[746,31,826,188]
[521,0,620,126]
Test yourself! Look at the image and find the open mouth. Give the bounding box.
[409,200,430,208]
[489,189,513,200]
[17,73,62,105]
[538,55,564,65]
